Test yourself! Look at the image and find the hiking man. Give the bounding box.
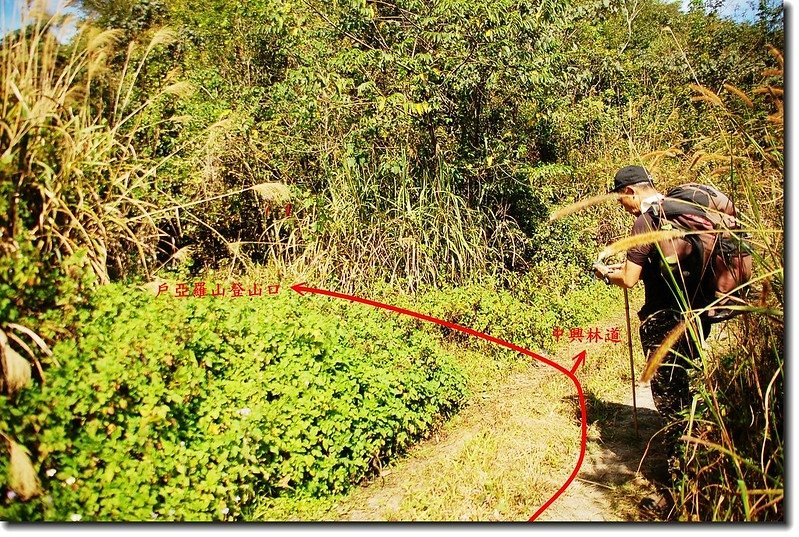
[593,165,713,421]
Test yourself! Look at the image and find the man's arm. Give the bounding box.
[595,260,643,288]
[607,260,642,288]
[594,213,651,288]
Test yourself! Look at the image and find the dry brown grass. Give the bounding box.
[0,330,31,396]
[664,46,784,522]
[1,5,191,283]
[0,433,41,501]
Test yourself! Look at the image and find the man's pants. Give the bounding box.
[639,310,711,421]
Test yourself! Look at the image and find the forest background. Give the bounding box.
[0,0,785,523]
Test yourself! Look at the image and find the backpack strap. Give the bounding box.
[656,198,713,224]
[645,200,716,307]
[667,183,739,228]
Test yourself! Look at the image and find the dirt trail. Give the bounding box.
[537,378,666,521]
[329,318,671,522]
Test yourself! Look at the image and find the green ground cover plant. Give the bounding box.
[0,282,467,521]
[0,265,621,521]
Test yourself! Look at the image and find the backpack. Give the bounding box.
[646,183,753,322]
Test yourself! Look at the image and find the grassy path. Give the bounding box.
[309,309,673,522]
[336,364,581,521]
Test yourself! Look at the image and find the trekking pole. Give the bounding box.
[623,287,640,437]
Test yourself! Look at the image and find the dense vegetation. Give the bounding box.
[2,281,471,520]
[1,0,783,521]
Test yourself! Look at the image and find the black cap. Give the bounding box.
[610,165,653,193]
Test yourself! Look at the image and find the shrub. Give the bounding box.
[404,270,619,355]
[0,283,466,521]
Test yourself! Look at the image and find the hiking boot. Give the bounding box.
[639,489,674,520]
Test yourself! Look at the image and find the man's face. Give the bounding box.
[618,188,640,216]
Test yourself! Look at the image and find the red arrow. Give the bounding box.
[570,350,587,375]
[290,283,587,522]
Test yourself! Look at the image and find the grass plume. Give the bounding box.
[549,193,620,222]
[639,321,686,383]
[598,229,685,261]
[1,8,191,282]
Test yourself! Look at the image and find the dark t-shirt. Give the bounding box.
[626,211,711,320]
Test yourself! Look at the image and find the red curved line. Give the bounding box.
[528,372,587,521]
[293,285,588,522]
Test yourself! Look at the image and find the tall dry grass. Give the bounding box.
[552,42,784,521]
[245,152,501,293]
[670,50,784,520]
[625,47,785,521]
[1,2,192,500]
[1,2,190,283]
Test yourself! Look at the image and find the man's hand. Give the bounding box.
[594,262,625,284]
[592,262,609,280]
[596,261,641,288]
